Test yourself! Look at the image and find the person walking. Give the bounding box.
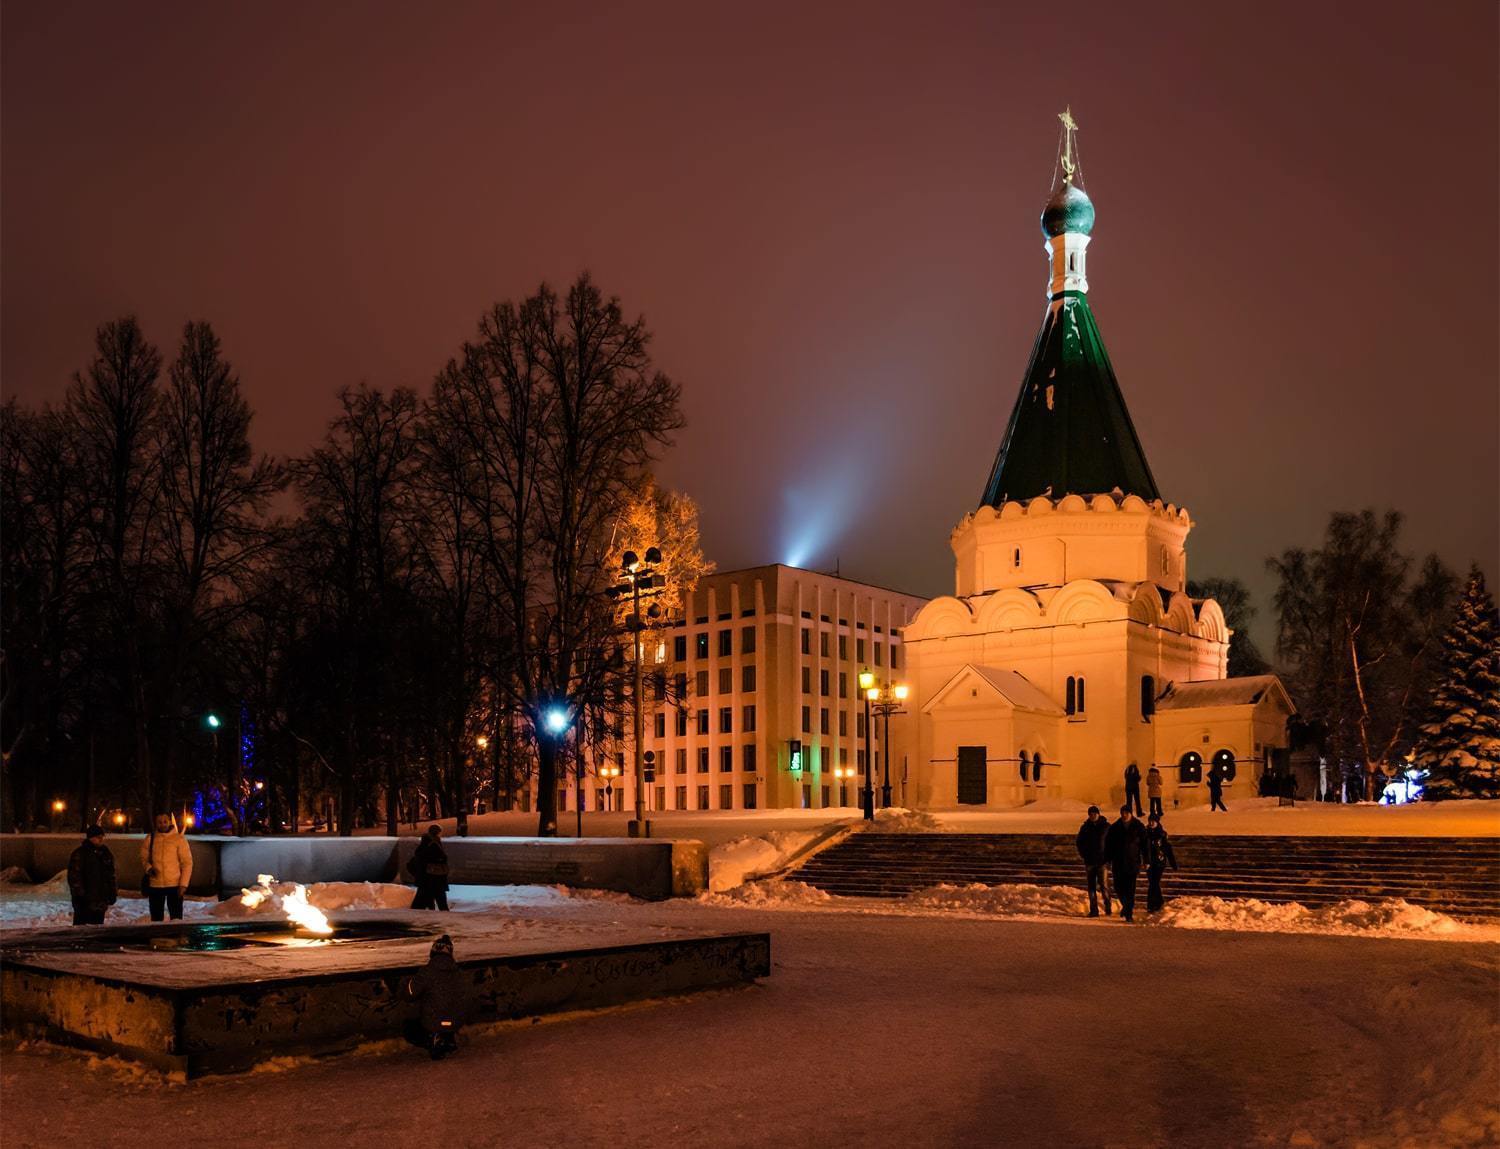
[1145,813,1179,913]
[1146,766,1164,818]
[1207,762,1228,812]
[1123,763,1143,816]
[67,825,118,925]
[408,824,451,911]
[1104,805,1147,922]
[404,934,465,1059]
[1074,805,1112,917]
[140,813,193,921]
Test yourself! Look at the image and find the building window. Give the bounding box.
[856,638,865,662]
[1019,750,1029,781]
[839,711,848,736]
[1212,749,1237,782]
[696,670,709,696]
[744,744,757,773]
[720,784,734,809]
[718,630,732,657]
[743,783,758,809]
[675,749,686,774]
[743,704,756,732]
[651,673,666,701]
[1141,675,1155,722]
[891,645,900,670]
[820,669,830,696]
[654,713,666,739]
[857,748,866,769]
[697,785,710,810]
[802,784,812,809]
[839,747,849,765]
[802,705,811,733]
[695,633,708,658]
[720,746,733,771]
[874,642,883,667]
[674,672,688,700]
[820,708,830,735]
[719,667,732,694]
[1066,676,1087,716]
[1179,752,1203,784]
[696,709,709,734]
[697,747,709,773]
[675,710,688,736]
[820,632,830,657]
[719,707,733,733]
[801,628,811,655]
[839,635,847,659]
[801,666,812,693]
[741,626,756,654]
[821,785,831,809]
[838,672,848,699]
[675,785,687,810]
[821,744,830,773]
[857,712,867,738]
[742,665,756,692]
[655,785,665,811]
[674,635,687,661]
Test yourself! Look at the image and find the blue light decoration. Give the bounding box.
[543,706,571,736]
[1381,763,1427,805]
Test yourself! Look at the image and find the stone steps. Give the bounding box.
[790,833,1500,917]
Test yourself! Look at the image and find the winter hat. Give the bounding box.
[84,824,105,839]
[431,934,454,956]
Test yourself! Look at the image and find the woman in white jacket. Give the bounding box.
[140,813,194,921]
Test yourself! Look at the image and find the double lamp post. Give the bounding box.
[857,669,908,821]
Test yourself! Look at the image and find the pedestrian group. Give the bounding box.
[1074,762,1196,922]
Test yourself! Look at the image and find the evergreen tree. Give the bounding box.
[1415,567,1500,799]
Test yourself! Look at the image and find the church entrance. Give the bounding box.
[957,746,987,805]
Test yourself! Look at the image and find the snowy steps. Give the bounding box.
[790,834,1500,918]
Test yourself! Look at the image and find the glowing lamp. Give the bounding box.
[112,812,127,827]
[475,734,490,749]
[543,707,571,736]
[894,684,909,702]
[866,686,880,702]
[858,669,875,693]
[183,813,196,828]
[51,799,66,813]
[205,713,221,729]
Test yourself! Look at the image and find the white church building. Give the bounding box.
[899,116,1293,812]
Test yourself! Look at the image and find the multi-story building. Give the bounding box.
[538,564,928,814]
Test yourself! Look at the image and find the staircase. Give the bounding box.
[790,833,1500,918]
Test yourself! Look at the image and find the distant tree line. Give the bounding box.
[1,274,705,836]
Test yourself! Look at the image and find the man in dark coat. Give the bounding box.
[403,934,465,1059]
[1207,764,1228,812]
[1104,805,1148,922]
[1074,805,1111,917]
[67,825,118,925]
[408,824,450,911]
[1145,813,1180,913]
[1123,763,1143,816]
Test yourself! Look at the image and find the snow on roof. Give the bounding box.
[964,666,1066,715]
[1156,675,1288,711]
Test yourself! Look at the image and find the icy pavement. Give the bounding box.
[2,893,1496,1149]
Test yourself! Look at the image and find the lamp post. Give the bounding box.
[858,669,875,821]
[541,703,573,836]
[600,760,623,812]
[868,682,909,809]
[833,763,856,807]
[609,546,664,839]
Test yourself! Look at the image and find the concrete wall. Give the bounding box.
[1,834,708,900]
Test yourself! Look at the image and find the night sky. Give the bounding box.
[4,1,1496,647]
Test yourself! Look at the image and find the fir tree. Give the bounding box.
[1415,566,1500,799]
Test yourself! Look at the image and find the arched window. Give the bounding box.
[1065,676,1076,715]
[1032,757,1044,785]
[1013,547,1022,569]
[1178,751,1203,784]
[1076,677,1086,714]
[1141,675,1155,722]
[1212,749,1237,782]
[1018,750,1029,782]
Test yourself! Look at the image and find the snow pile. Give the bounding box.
[703,879,832,907]
[1156,895,1491,939]
[709,828,823,891]
[304,881,415,912]
[904,882,1089,918]
[0,870,215,929]
[868,807,943,834]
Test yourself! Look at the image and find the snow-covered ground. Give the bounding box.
[362,796,1500,843]
[2,888,1496,1149]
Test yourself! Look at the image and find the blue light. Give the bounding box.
[205,713,221,729]
[543,707,571,736]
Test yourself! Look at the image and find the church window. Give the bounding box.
[1066,676,1087,716]
[1013,547,1023,569]
[1178,752,1203,784]
[1212,749,1237,782]
[1018,751,1029,782]
[1141,675,1155,721]
[1068,252,1077,272]
[1033,757,1044,784]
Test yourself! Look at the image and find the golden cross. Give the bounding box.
[1058,106,1079,183]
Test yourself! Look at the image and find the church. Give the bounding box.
[899,113,1294,812]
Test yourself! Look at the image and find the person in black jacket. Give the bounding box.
[1074,805,1112,917]
[403,934,465,1059]
[1123,763,1143,816]
[408,824,450,911]
[1145,813,1179,913]
[1104,805,1148,922]
[1207,763,1228,812]
[67,825,118,925]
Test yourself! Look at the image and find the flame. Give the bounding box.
[235,873,333,935]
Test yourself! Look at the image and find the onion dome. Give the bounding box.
[1041,182,1095,238]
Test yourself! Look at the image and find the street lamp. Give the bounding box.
[869,682,909,809]
[599,761,623,811]
[858,669,876,821]
[833,763,857,807]
[609,545,664,839]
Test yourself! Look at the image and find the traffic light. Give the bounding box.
[789,740,803,773]
[643,750,656,783]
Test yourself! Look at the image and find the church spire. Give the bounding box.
[979,111,1161,508]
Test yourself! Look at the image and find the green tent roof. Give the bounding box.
[980,291,1161,507]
